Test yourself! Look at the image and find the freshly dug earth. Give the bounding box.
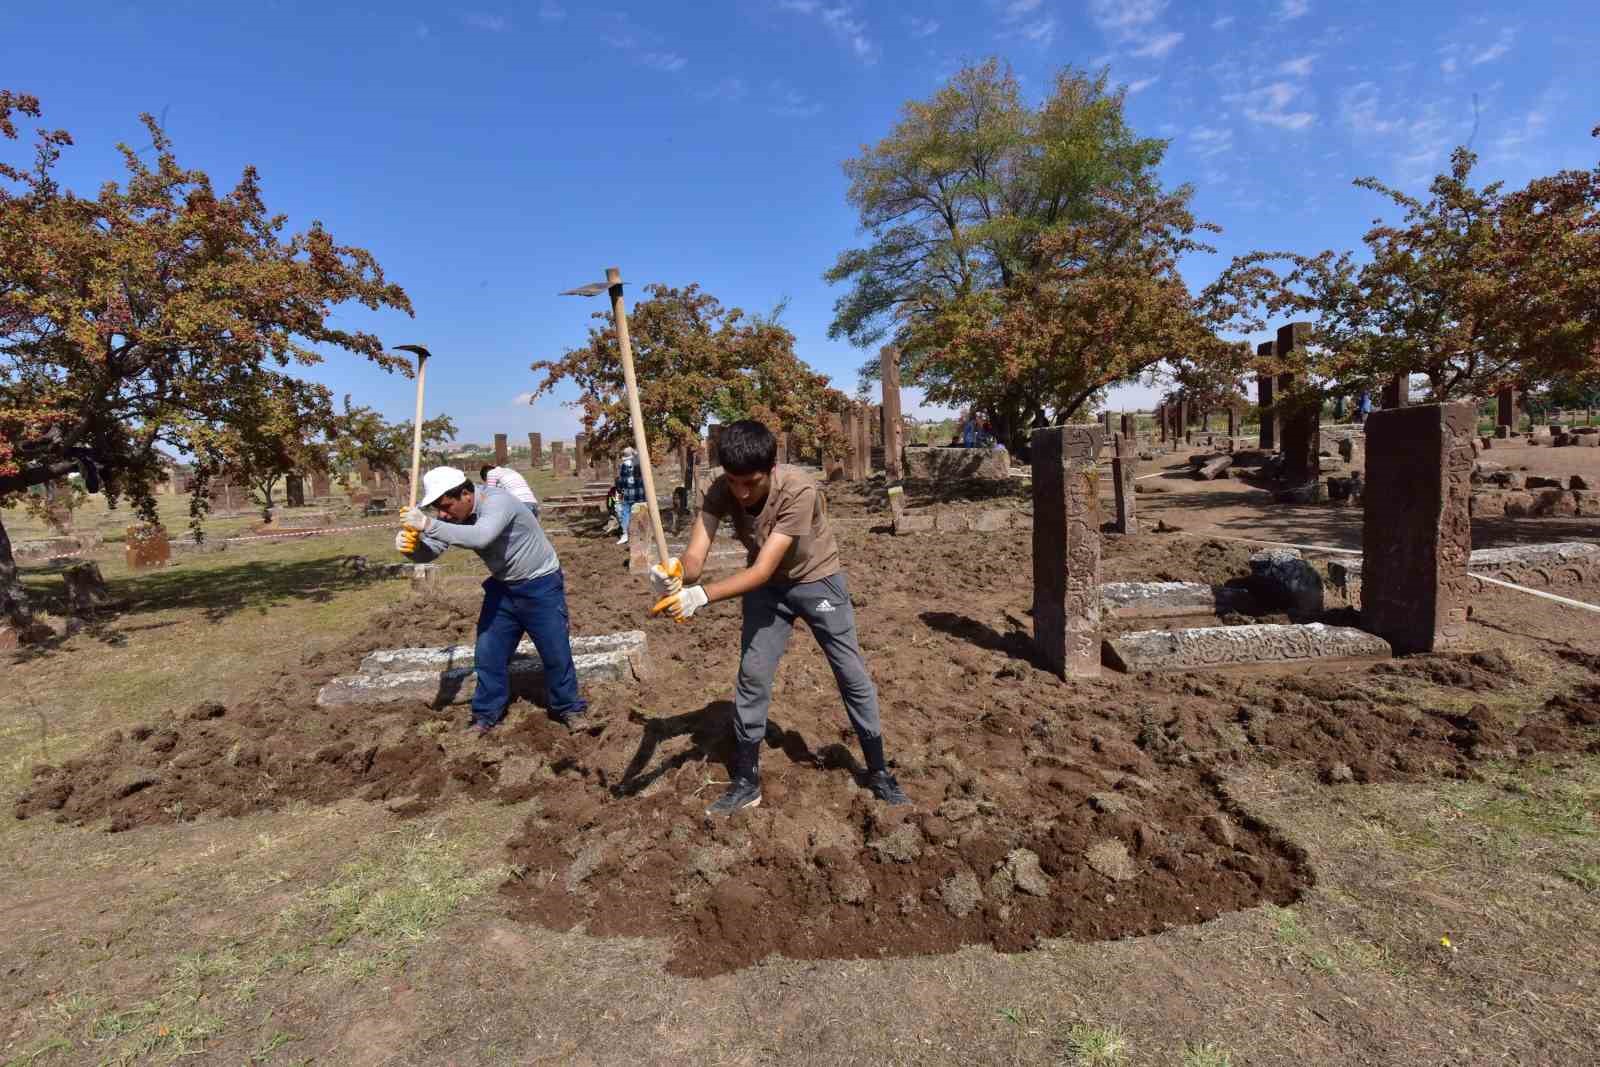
[15,478,1600,976]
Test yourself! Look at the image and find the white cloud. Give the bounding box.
[906,16,940,38]
[1127,76,1159,93]
[1190,124,1234,157]
[1088,0,1167,35]
[771,83,823,119]
[1440,55,1458,75]
[1005,0,1043,15]
[1276,54,1315,77]
[1492,104,1549,156]
[700,77,749,103]
[1089,0,1182,62]
[1339,81,1404,134]
[414,20,430,39]
[642,51,688,72]
[1277,0,1310,19]
[1131,31,1183,58]
[1019,17,1058,44]
[1211,14,1235,29]
[1228,81,1315,129]
[780,2,878,63]
[1471,26,1515,64]
[461,12,509,32]
[538,1,566,21]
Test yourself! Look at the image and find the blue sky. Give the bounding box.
[5,0,1596,444]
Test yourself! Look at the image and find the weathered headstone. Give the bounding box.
[1032,425,1102,678]
[574,433,588,477]
[1362,401,1474,653]
[125,524,170,570]
[858,403,874,477]
[708,424,724,467]
[823,414,845,482]
[1497,386,1518,434]
[1120,412,1135,440]
[286,474,306,508]
[529,432,543,466]
[62,561,112,615]
[1178,395,1189,445]
[1227,407,1239,438]
[1156,403,1167,444]
[494,433,509,465]
[311,472,332,499]
[881,346,905,482]
[552,446,571,477]
[1111,434,1137,537]
[1381,374,1410,409]
[1256,344,1277,450]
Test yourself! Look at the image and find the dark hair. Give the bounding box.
[718,420,777,475]
[479,464,494,480]
[440,480,474,502]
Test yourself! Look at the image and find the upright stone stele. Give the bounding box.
[1111,434,1137,537]
[573,433,588,476]
[822,414,846,482]
[529,432,543,467]
[1178,395,1189,445]
[1361,401,1475,654]
[285,475,305,508]
[1156,403,1167,444]
[1276,322,1318,484]
[881,346,905,482]
[1120,412,1135,440]
[1381,374,1410,409]
[1256,342,1277,450]
[708,424,724,467]
[1032,425,1102,678]
[311,472,332,499]
[494,433,509,466]
[1497,387,1518,435]
[1227,407,1239,438]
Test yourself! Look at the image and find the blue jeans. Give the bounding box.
[471,570,587,725]
[618,501,634,535]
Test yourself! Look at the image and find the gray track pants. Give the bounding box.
[735,571,882,746]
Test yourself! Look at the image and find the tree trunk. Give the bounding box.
[0,515,32,630]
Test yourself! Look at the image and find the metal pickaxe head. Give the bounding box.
[559,267,624,298]
[394,344,433,360]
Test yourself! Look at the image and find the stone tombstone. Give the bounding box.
[552,448,571,477]
[1111,433,1138,537]
[1155,403,1167,443]
[529,432,543,466]
[1178,395,1190,444]
[708,425,724,467]
[63,561,113,615]
[840,408,861,480]
[1032,425,1103,678]
[125,524,170,570]
[881,345,906,482]
[285,474,305,508]
[1102,410,1115,437]
[822,413,846,482]
[1227,407,1239,438]
[1120,412,1135,440]
[494,433,509,466]
[870,403,883,448]
[1361,401,1475,654]
[311,471,333,499]
[574,433,588,475]
[1256,344,1277,450]
[1497,387,1518,432]
[857,403,874,478]
[1381,374,1410,409]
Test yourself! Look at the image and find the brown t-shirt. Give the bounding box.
[702,464,841,584]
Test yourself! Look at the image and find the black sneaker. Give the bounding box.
[865,770,910,806]
[706,775,762,816]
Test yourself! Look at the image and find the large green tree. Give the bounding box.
[531,283,850,462]
[0,91,413,631]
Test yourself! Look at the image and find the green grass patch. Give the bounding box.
[1182,1042,1235,1067]
[1057,1023,1129,1066]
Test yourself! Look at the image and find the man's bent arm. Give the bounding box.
[679,510,718,584]
[702,532,792,603]
[427,493,516,551]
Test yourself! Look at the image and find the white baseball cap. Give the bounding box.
[418,466,468,507]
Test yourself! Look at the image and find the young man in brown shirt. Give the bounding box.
[651,419,910,815]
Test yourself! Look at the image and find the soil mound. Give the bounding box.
[15,515,1600,975]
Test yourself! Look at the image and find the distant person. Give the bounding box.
[481,464,539,516]
[960,412,978,449]
[398,469,586,734]
[612,446,647,545]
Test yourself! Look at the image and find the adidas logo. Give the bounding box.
[815,598,837,613]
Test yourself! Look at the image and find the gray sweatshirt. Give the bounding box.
[409,484,559,583]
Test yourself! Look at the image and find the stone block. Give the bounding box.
[1104,623,1391,673]
[1361,402,1475,654]
[893,514,935,535]
[1503,491,1535,517]
[1495,425,1512,439]
[62,561,113,615]
[1578,434,1600,447]
[903,446,1011,482]
[1471,490,1507,518]
[973,509,1015,532]
[1327,560,1362,606]
[934,509,971,532]
[1247,548,1324,619]
[358,630,646,676]
[1531,488,1577,517]
[1100,581,1256,619]
[1574,490,1600,517]
[125,525,171,569]
[1194,455,1232,480]
[1468,542,1600,592]
[1032,425,1102,679]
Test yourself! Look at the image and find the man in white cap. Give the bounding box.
[612,446,646,545]
[397,467,587,735]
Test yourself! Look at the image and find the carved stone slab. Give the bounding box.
[1032,425,1102,678]
[318,641,647,708]
[1104,623,1391,673]
[1101,581,1256,619]
[1361,402,1475,653]
[356,630,646,676]
[1331,542,1600,605]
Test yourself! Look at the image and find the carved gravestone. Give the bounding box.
[708,425,724,468]
[63,561,113,615]
[1032,425,1103,678]
[552,449,570,477]
[1382,374,1410,409]
[574,434,588,476]
[1227,407,1239,438]
[286,475,305,508]
[125,524,170,570]
[1111,434,1137,537]
[1178,395,1189,445]
[1120,412,1135,440]
[311,472,333,499]
[1497,387,1518,433]
[1256,348,1277,450]
[1362,402,1475,653]
[1278,391,1321,485]
[529,432,542,466]
[881,346,905,482]
[857,404,874,477]
[494,433,509,466]
[822,414,845,482]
